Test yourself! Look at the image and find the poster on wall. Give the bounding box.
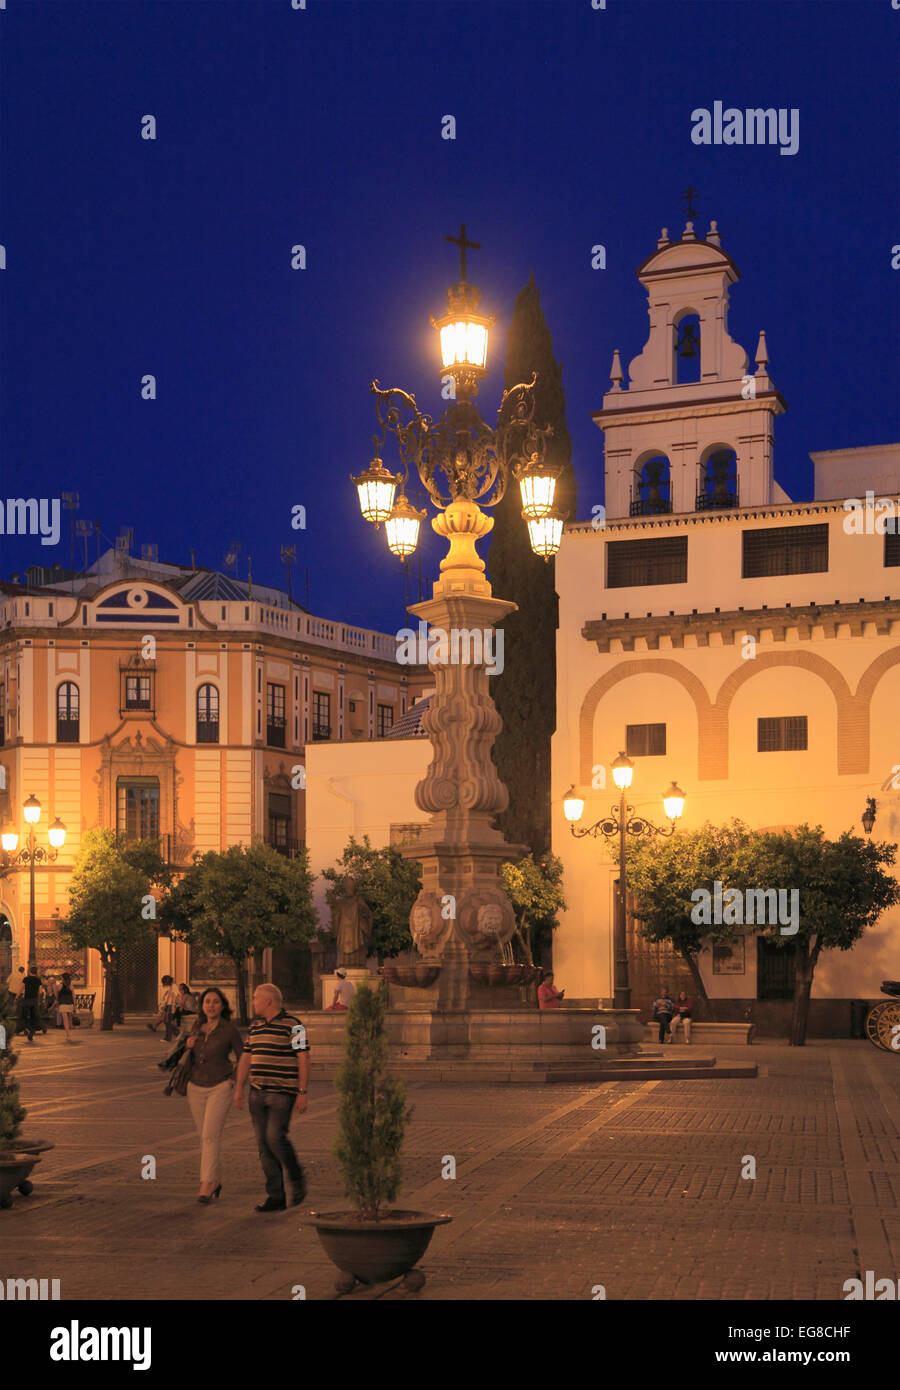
[712,938,746,975]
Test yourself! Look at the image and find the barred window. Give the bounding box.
[56,682,80,742]
[626,723,666,756]
[607,535,688,588]
[757,716,808,752]
[742,524,828,578]
[885,529,900,567]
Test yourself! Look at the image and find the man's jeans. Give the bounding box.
[249,1088,305,1201]
[657,1013,673,1043]
[21,1001,41,1040]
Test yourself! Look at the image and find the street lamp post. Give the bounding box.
[563,755,685,1010]
[352,227,564,1013]
[1,796,67,970]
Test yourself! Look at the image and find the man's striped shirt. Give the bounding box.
[246,1010,309,1093]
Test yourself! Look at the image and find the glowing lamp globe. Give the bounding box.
[439,318,489,372]
[663,782,685,822]
[562,787,585,824]
[351,456,401,528]
[23,795,41,825]
[611,753,634,791]
[1,827,18,853]
[518,460,558,521]
[526,509,564,561]
[48,818,67,850]
[385,494,426,560]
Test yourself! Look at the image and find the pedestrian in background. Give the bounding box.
[20,967,45,1042]
[159,984,199,1069]
[147,975,177,1039]
[185,987,244,1205]
[538,971,565,1009]
[669,990,694,1043]
[324,967,354,1012]
[233,983,309,1213]
[57,973,76,1043]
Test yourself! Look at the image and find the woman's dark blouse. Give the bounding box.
[189,1020,244,1087]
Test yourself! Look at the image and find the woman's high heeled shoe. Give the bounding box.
[197,1183,222,1205]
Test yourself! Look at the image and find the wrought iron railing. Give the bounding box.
[629,498,673,517]
[696,490,739,511]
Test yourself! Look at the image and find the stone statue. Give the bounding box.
[331,875,374,968]
[409,891,447,953]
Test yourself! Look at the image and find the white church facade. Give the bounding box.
[551,218,900,1033]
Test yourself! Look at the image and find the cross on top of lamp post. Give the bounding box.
[446,223,480,284]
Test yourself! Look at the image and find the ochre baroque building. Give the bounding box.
[0,547,428,1009]
[552,219,900,1033]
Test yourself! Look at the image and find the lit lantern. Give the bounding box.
[23,795,41,825]
[562,786,585,824]
[517,456,558,520]
[431,282,495,388]
[611,752,634,790]
[385,493,427,560]
[663,782,686,822]
[48,817,67,850]
[525,508,564,561]
[1,825,18,853]
[351,454,401,528]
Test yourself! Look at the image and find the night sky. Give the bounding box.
[2,0,898,634]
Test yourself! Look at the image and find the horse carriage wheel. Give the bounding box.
[865,999,900,1052]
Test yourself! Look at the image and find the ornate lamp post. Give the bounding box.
[1,795,67,970]
[563,756,685,1009]
[352,227,563,1013]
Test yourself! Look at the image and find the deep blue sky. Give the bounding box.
[2,0,898,633]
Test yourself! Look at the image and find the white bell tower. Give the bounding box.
[596,220,789,519]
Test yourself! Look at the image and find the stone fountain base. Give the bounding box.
[304,1006,644,1069]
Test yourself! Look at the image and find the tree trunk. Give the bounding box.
[789,938,820,1046]
[679,948,716,1021]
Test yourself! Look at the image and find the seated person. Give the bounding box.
[669,990,694,1042]
[537,971,565,1009]
[325,967,355,1012]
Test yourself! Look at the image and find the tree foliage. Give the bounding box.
[332,983,410,1220]
[624,820,755,1017]
[0,983,26,1148]
[500,853,566,965]
[158,841,318,1024]
[60,828,170,1030]
[321,835,421,959]
[731,826,900,1045]
[489,274,576,857]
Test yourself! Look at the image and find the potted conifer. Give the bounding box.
[309,982,451,1291]
[0,982,42,1208]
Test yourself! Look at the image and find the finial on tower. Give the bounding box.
[754,330,770,372]
[682,221,697,241]
[658,228,670,248]
[706,220,721,246]
[609,348,624,391]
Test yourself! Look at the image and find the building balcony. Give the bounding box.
[629,498,673,517]
[265,837,306,860]
[266,717,286,749]
[311,723,332,742]
[696,490,739,511]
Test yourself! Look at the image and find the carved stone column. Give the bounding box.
[400,498,527,1015]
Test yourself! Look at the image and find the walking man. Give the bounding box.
[234,983,309,1213]
[20,967,45,1042]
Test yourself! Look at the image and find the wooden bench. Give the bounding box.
[644,1020,755,1045]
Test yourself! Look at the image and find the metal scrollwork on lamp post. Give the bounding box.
[563,755,685,1010]
[1,795,67,970]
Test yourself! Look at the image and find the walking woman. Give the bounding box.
[57,973,76,1043]
[185,987,243,1204]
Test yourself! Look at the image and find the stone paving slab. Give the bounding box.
[2,1028,900,1301]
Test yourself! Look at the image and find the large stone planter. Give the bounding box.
[309,1210,452,1289]
[0,1152,41,1209]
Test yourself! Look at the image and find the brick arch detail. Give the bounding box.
[579,660,714,783]
[852,648,900,777]
[714,651,860,776]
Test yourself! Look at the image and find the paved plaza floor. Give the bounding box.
[4,1025,900,1302]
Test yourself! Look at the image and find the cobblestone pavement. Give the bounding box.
[3,1026,899,1301]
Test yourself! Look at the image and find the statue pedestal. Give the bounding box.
[319,969,379,1010]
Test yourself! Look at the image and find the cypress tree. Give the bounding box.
[489,274,576,855]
